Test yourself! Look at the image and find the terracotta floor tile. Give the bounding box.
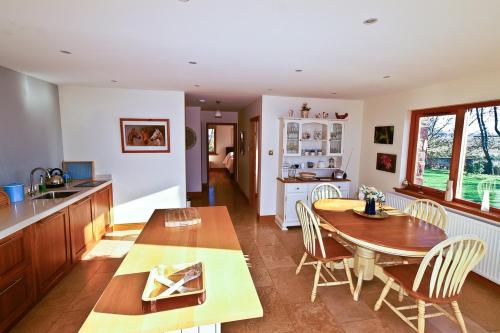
[284,301,345,333]
[46,310,90,333]
[258,245,297,269]
[341,318,393,333]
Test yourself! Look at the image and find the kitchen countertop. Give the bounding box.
[0,178,112,239]
[277,177,351,183]
[79,206,263,333]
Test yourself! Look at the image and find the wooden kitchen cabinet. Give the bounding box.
[0,229,35,333]
[92,185,113,240]
[69,196,94,262]
[33,209,71,296]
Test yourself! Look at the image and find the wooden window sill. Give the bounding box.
[394,188,500,223]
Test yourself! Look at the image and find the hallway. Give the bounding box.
[193,171,500,333]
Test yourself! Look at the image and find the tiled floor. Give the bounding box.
[11,171,500,332]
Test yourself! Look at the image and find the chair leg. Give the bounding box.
[374,278,393,311]
[343,258,354,296]
[296,252,307,275]
[311,261,322,302]
[398,286,405,302]
[353,266,364,301]
[417,300,426,333]
[451,301,468,333]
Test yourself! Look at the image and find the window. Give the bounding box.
[407,101,499,212]
[208,127,217,154]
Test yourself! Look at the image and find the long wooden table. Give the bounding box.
[79,206,263,333]
[313,199,447,301]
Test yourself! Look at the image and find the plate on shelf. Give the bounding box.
[352,207,389,219]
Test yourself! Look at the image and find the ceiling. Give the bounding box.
[1,0,500,111]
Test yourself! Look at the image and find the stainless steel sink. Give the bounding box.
[33,191,79,200]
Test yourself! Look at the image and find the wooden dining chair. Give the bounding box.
[295,200,354,302]
[374,235,487,333]
[404,199,448,231]
[311,183,342,203]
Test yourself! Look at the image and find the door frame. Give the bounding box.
[205,122,237,183]
[249,116,261,210]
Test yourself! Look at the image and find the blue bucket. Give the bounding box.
[3,183,25,203]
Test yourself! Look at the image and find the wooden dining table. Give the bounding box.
[312,198,447,301]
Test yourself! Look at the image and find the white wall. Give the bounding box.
[59,86,186,224]
[200,111,238,184]
[185,106,202,192]
[237,98,262,199]
[360,69,500,193]
[208,125,234,168]
[260,95,364,216]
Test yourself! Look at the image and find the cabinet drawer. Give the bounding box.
[0,268,33,331]
[334,182,349,192]
[285,184,308,193]
[0,231,26,278]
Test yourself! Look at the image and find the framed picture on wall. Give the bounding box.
[376,153,397,173]
[239,131,245,155]
[120,118,170,153]
[374,126,394,144]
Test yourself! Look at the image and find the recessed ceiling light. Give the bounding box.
[295,69,303,72]
[363,18,378,25]
[383,75,391,79]
[199,99,206,103]
[194,84,200,87]
[188,61,197,65]
[59,50,72,55]
[111,80,118,83]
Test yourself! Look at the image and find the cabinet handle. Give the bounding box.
[0,277,23,296]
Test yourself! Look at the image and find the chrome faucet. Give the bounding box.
[29,167,50,196]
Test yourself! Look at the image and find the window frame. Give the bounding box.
[406,99,500,216]
[208,126,217,155]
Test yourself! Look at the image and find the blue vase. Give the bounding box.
[368,198,376,215]
[364,199,370,214]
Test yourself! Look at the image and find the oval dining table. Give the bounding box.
[312,198,447,301]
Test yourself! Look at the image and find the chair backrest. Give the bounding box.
[296,200,326,258]
[413,235,486,299]
[311,183,342,203]
[404,199,448,230]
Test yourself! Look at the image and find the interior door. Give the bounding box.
[249,117,260,208]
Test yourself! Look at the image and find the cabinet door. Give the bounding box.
[93,186,111,240]
[0,268,34,333]
[284,120,301,156]
[69,196,94,261]
[34,209,71,295]
[285,192,308,222]
[0,230,30,283]
[328,122,344,155]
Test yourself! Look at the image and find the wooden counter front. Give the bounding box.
[79,206,263,333]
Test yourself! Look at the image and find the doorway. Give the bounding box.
[205,123,237,184]
[249,116,260,209]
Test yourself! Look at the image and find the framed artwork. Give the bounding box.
[120,118,170,153]
[239,131,245,155]
[376,153,397,173]
[374,126,394,144]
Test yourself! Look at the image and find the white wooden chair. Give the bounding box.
[311,183,342,203]
[295,200,354,302]
[374,235,487,333]
[404,199,448,231]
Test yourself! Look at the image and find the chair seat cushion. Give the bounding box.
[384,264,460,303]
[306,237,353,262]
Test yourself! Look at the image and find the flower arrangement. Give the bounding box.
[359,185,386,203]
[300,103,311,118]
